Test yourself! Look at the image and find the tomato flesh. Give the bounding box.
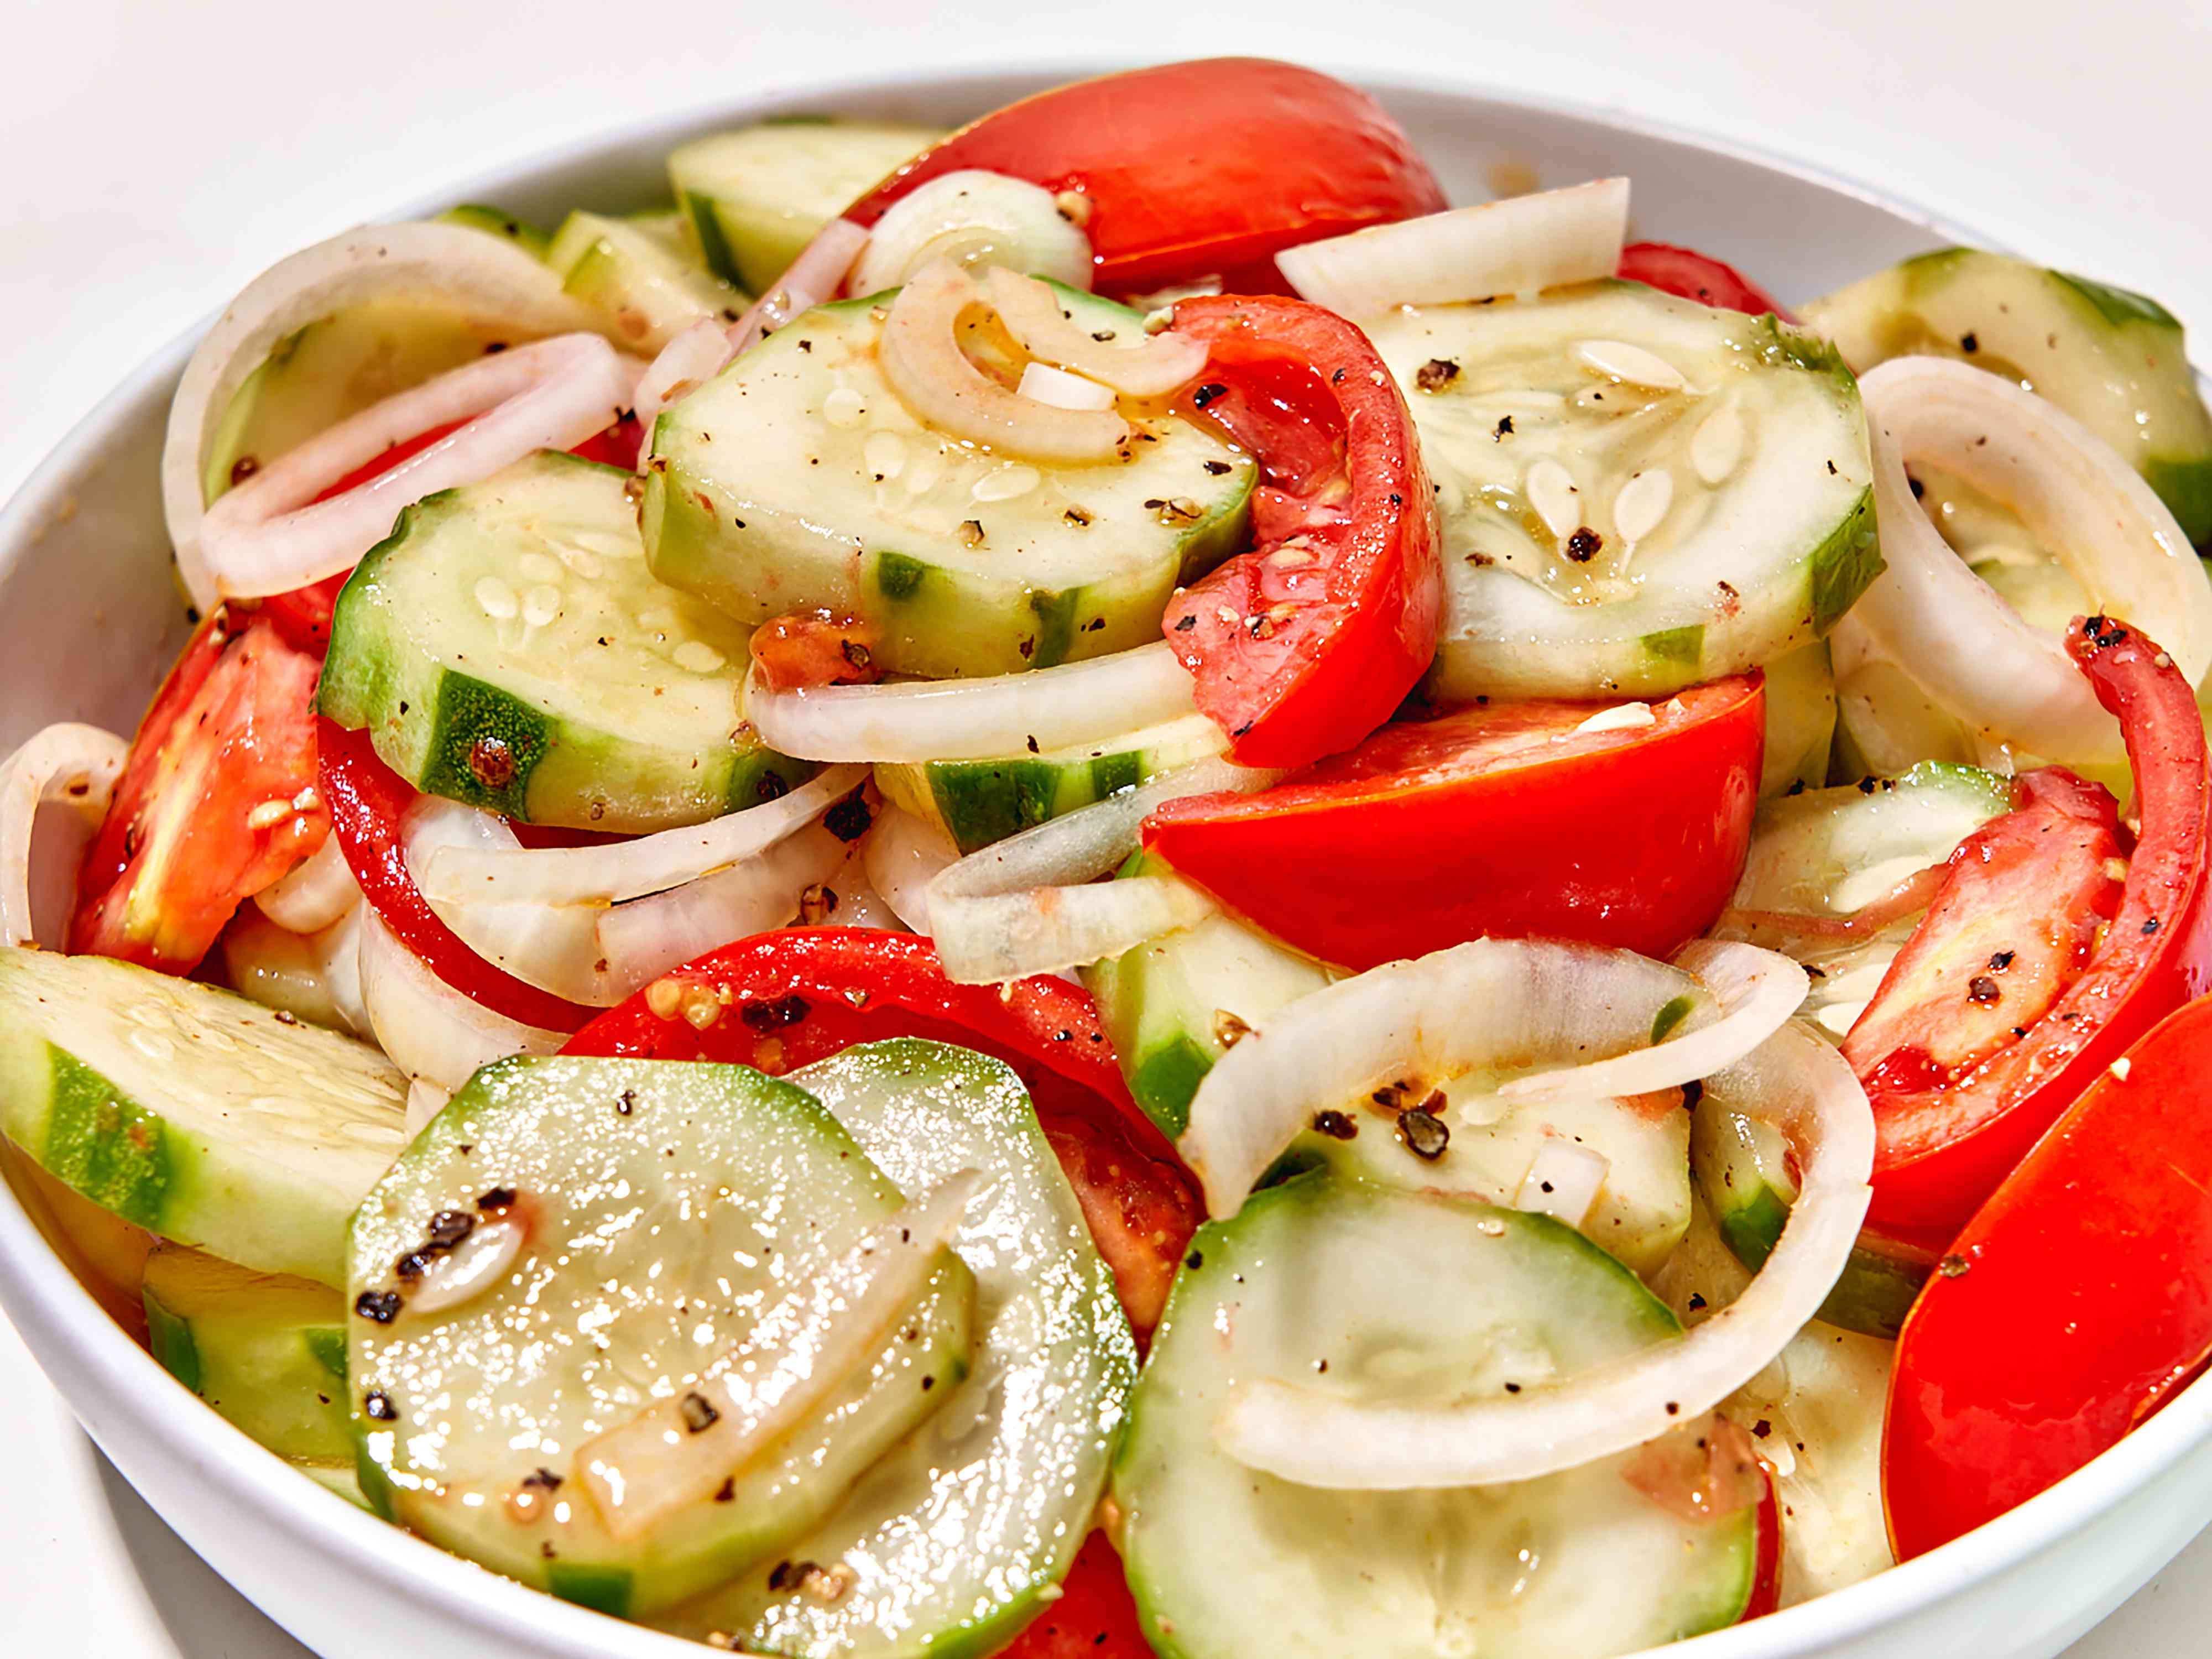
[1143,676,1763,971]
[1618,242,1794,321]
[561,928,1200,1336]
[71,615,327,974]
[1162,294,1442,770]
[844,59,1446,296]
[994,1532,1151,1658]
[1856,617,2212,1248]
[749,612,882,690]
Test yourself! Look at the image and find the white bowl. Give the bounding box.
[3,59,2208,1659]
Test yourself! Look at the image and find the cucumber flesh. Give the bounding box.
[1365,280,1880,700]
[0,949,406,1287]
[321,450,812,832]
[875,713,1228,856]
[655,1039,1135,1659]
[544,211,747,353]
[643,289,1255,679]
[1116,1177,1759,1659]
[1804,248,2212,546]
[1761,640,1837,796]
[143,1243,350,1462]
[348,1054,973,1619]
[668,123,940,293]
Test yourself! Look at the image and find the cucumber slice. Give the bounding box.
[643,289,1255,679]
[348,1054,974,1619]
[436,203,553,258]
[0,950,406,1287]
[1,1138,156,1333]
[656,1039,1135,1658]
[544,210,747,353]
[321,450,811,832]
[143,1243,350,1461]
[1804,248,2212,546]
[1117,1177,1760,1658]
[1365,280,1879,700]
[668,123,940,293]
[1082,852,1335,1140]
[1762,640,1838,796]
[875,713,1228,855]
[295,1459,373,1510]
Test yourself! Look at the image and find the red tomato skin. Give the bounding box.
[1882,992,2212,1560]
[844,59,1446,296]
[1618,243,1794,321]
[1860,618,2212,1248]
[992,1532,1151,1659]
[315,719,593,1032]
[1142,676,1763,972]
[562,929,1199,1336]
[71,615,328,973]
[1742,1465,1785,1621]
[1162,295,1442,770]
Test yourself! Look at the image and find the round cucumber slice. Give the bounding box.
[143,1243,350,1462]
[348,1053,974,1620]
[321,450,813,832]
[1116,1176,1760,1658]
[544,210,746,353]
[1365,280,1879,700]
[0,949,406,1287]
[643,288,1254,679]
[655,1038,1135,1659]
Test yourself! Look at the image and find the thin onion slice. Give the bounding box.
[578,1168,980,1540]
[1848,355,2212,766]
[632,318,736,437]
[356,906,565,1092]
[744,640,1196,764]
[198,333,635,598]
[411,765,868,909]
[925,757,1274,984]
[851,171,1092,295]
[879,260,1129,463]
[0,723,128,949]
[1017,362,1117,413]
[253,832,362,935]
[861,806,960,934]
[1276,178,1630,319]
[983,267,1207,396]
[163,222,603,608]
[727,217,870,354]
[1496,940,1807,1108]
[1217,1020,1871,1488]
[1515,1138,1611,1230]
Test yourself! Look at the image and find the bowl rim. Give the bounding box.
[0,52,2203,1659]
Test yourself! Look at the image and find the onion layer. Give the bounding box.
[861,806,960,934]
[744,640,1196,764]
[851,171,1092,295]
[1847,355,2212,766]
[727,217,870,354]
[982,267,1207,396]
[1217,1020,1872,1488]
[0,723,128,949]
[632,318,736,437]
[356,906,565,1092]
[253,832,362,935]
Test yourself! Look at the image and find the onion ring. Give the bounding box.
[0,723,129,950]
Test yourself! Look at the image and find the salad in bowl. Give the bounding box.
[4,54,2211,1659]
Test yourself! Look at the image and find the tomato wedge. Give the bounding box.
[1162,294,1442,769]
[1883,990,2212,1559]
[1143,676,1762,971]
[844,59,1446,296]
[1618,242,1793,321]
[316,718,593,1032]
[1853,617,2212,1248]
[70,614,327,974]
[995,1532,1151,1659]
[561,928,1200,1335]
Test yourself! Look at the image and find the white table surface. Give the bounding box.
[2,0,2208,1651]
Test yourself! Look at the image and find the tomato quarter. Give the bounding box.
[1618,242,1794,321]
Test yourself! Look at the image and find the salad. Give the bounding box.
[4,53,2211,1658]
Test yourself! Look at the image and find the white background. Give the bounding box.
[2,0,2209,1651]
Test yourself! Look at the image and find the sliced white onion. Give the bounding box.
[1276,178,1630,319]
[197,333,635,598]
[319,903,370,1037]
[727,217,870,354]
[850,170,1092,295]
[925,756,1275,984]
[253,832,362,934]
[403,1078,452,1137]
[982,267,1207,397]
[0,723,128,949]
[356,906,565,1092]
[1496,940,1807,1108]
[861,806,959,934]
[745,640,1196,764]
[405,799,622,1005]
[1515,1138,1611,1230]
[805,846,902,932]
[1218,1019,1872,1488]
[1017,361,1118,413]
[578,1168,980,1540]
[411,765,868,909]
[163,222,603,608]
[1178,938,1713,1218]
[632,317,735,436]
[1848,355,2212,766]
[879,260,1129,463]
